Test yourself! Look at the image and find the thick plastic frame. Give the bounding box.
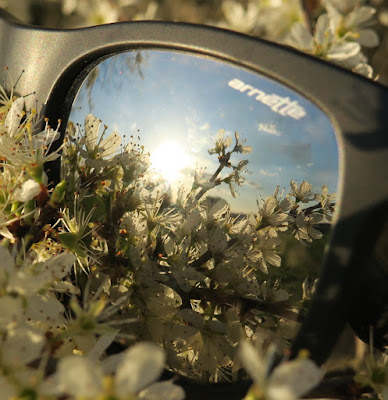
[1,6,388,386]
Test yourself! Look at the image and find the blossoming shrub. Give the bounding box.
[0,77,386,399]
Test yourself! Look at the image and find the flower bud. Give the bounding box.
[49,181,66,207]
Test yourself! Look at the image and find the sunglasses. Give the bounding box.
[1,6,387,399]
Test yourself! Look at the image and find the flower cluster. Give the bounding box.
[0,89,182,399]
[286,0,379,77]
[59,108,337,386]
[220,0,380,78]
[1,85,384,400]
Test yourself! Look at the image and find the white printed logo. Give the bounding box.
[228,78,306,120]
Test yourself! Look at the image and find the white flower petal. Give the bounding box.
[379,9,388,27]
[8,271,43,295]
[0,296,23,329]
[222,0,258,32]
[209,226,228,254]
[209,198,229,219]
[57,356,103,398]
[88,331,119,361]
[267,358,322,400]
[239,341,265,387]
[4,97,24,137]
[84,113,101,152]
[115,342,165,395]
[0,246,16,277]
[36,252,76,282]
[62,0,77,15]
[100,131,121,157]
[264,251,281,267]
[358,29,379,47]
[315,14,332,46]
[178,308,205,329]
[138,381,185,400]
[328,41,361,61]
[0,376,17,400]
[51,280,81,294]
[353,62,373,78]
[24,294,66,325]
[324,1,342,27]
[2,327,45,365]
[33,128,60,147]
[346,6,376,27]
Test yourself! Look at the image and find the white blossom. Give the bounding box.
[239,341,322,400]
[56,343,184,400]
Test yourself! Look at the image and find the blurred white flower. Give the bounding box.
[324,0,379,47]
[133,1,158,20]
[1,325,45,366]
[287,1,377,76]
[288,14,361,61]
[0,0,31,23]
[221,0,260,33]
[56,342,184,399]
[62,0,120,24]
[379,8,388,27]
[239,341,322,400]
[256,0,306,42]
[0,246,76,296]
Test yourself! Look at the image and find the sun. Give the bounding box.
[150,140,191,182]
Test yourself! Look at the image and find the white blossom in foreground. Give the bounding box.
[324,0,379,48]
[286,1,377,78]
[55,342,185,399]
[239,341,322,400]
[221,0,260,33]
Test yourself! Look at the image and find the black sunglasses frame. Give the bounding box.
[1,5,388,382]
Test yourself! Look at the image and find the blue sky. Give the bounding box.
[70,50,339,213]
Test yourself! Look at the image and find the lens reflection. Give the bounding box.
[64,50,339,382]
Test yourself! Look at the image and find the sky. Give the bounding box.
[69,50,339,213]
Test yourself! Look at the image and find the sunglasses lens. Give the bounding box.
[65,49,339,378]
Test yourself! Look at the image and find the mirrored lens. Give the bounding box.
[65,50,339,381]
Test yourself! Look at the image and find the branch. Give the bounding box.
[195,152,231,200]
[187,238,237,269]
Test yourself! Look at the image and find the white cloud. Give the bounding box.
[258,123,282,136]
[260,169,279,177]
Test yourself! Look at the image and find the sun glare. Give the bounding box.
[150,140,191,182]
